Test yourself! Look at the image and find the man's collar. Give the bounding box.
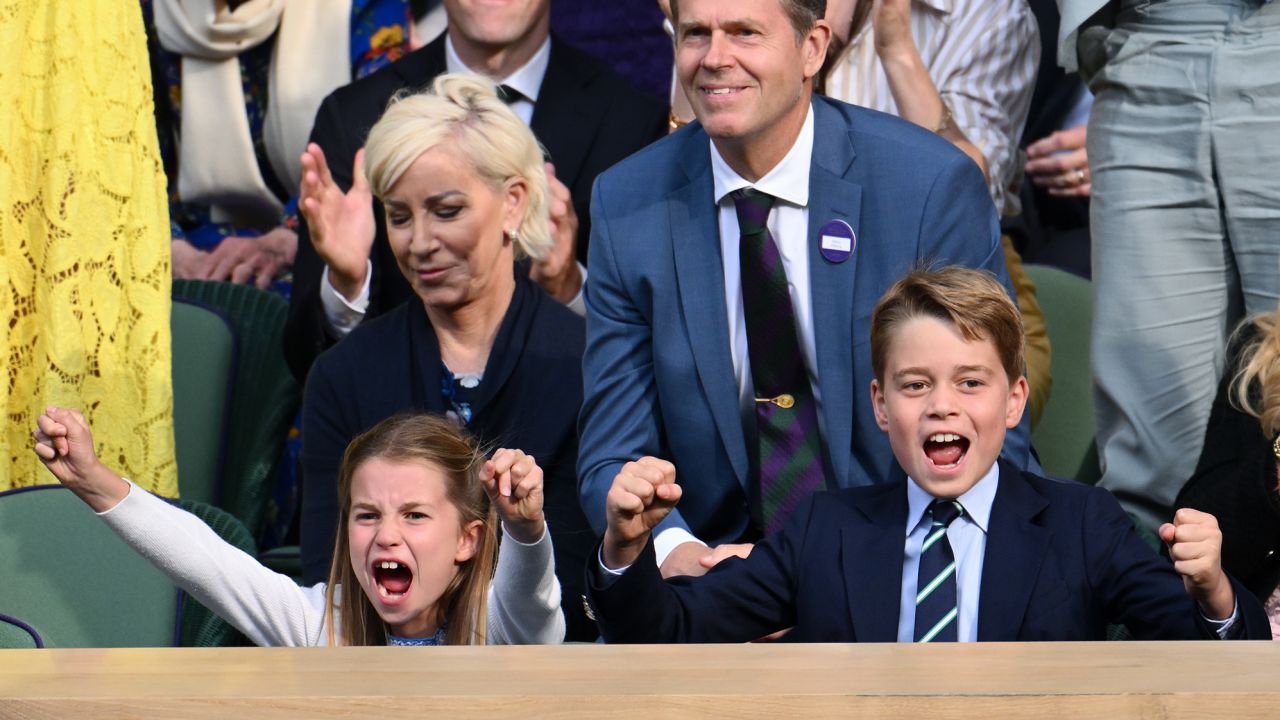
[709,104,815,208]
[905,461,1000,536]
[444,34,551,102]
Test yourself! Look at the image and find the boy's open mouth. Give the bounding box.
[373,560,413,601]
[924,433,970,469]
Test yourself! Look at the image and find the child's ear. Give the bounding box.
[454,519,485,564]
[871,379,890,431]
[1005,375,1029,429]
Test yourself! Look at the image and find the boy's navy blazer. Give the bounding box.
[587,460,1270,642]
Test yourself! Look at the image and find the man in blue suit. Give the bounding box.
[585,268,1268,642]
[578,0,1032,578]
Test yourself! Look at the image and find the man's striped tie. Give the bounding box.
[731,188,827,535]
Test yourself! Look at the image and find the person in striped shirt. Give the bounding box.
[820,0,1037,214]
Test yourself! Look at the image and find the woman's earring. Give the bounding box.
[505,228,520,246]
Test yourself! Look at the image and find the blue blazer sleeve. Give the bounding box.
[1082,484,1270,639]
[578,177,694,539]
[586,496,819,643]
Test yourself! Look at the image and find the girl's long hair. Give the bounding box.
[1233,309,1280,438]
[323,414,497,646]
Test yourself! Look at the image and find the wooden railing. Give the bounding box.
[1,641,1277,718]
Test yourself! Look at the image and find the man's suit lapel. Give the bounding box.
[395,36,597,187]
[976,461,1050,641]
[841,484,907,642]
[392,34,448,91]
[670,128,749,484]
[807,99,862,486]
[529,36,599,190]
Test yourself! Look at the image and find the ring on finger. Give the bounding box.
[1075,168,1086,184]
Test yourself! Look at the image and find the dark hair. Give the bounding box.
[671,0,828,42]
[870,267,1025,384]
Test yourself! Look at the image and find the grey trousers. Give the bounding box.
[1083,0,1280,529]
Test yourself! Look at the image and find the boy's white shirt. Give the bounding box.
[898,463,999,642]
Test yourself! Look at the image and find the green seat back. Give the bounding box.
[173,281,300,538]
[0,485,180,647]
[259,543,303,583]
[1025,265,1099,482]
[171,299,235,505]
[0,613,42,648]
[176,499,257,647]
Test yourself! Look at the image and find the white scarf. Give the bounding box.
[154,0,352,227]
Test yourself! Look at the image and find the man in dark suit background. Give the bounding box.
[577,0,1034,580]
[284,0,669,381]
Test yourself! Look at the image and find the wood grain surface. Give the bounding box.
[1,641,1277,718]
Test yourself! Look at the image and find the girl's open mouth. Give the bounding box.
[373,560,413,601]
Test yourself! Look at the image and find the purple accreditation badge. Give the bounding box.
[818,220,855,263]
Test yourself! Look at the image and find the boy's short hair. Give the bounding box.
[870,266,1025,383]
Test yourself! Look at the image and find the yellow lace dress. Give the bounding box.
[0,0,176,494]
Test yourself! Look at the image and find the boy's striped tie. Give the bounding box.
[915,500,964,643]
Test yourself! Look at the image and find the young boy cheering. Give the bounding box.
[586,267,1268,642]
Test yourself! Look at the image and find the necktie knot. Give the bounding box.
[928,500,964,528]
[496,84,523,104]
[731,187,776,236]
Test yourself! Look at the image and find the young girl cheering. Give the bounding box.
[33,407,564,646]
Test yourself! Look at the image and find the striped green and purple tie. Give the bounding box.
[732,187,827,535]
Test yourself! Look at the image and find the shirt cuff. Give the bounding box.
[653,527,706,568]
[598,545,629,578]
[563,261,587,317]
[320,260,372,337]
[1202,599,1239,639]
